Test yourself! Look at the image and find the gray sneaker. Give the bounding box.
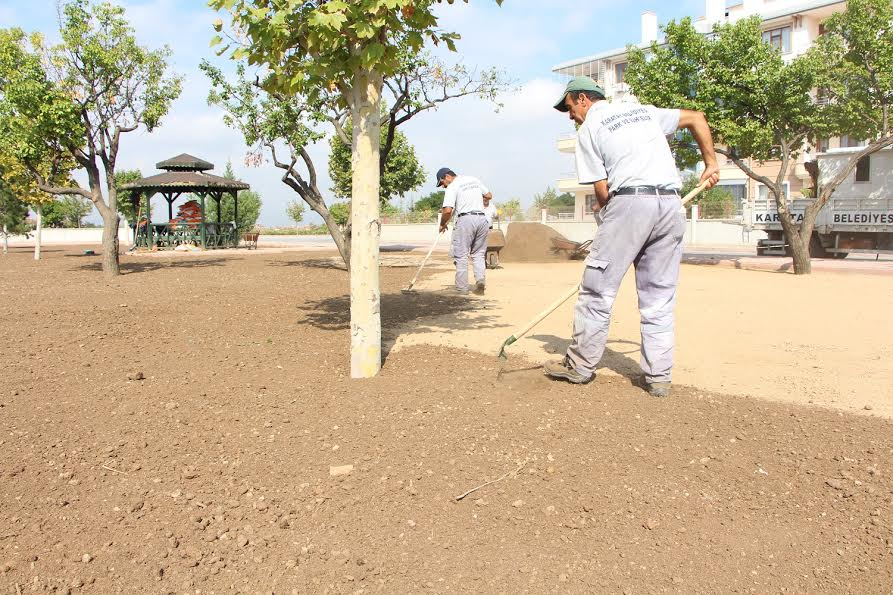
[543,358,594,385]
[452,287,470,295]
[473,280,486,295]
[646,381,671,398]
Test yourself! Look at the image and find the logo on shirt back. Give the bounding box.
[600,107,652,133]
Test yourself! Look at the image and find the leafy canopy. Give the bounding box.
[328,122,424,202]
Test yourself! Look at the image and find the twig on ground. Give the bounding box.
[455,460,528,501]
[101,464,126,475]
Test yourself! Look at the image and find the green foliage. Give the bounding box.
[204,161,262,232]
[0,175,30,235]
[628,17,828,168]
[812,0,893,139]
[209,0,503,99]
[114,169,144,222]
[41,195,92,227]
[681,173,736,218]
[411,190,444,212]
[328,122,425,202]
[286,199,305,225]
[329,202,350,226]
[532,186,575,209]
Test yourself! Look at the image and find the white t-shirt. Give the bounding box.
[575,102,682,192]
[441,175,489,214]
[483,204,498,225]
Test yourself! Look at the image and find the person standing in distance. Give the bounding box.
[543,76,719,398]
[437,167,492,295]
[483,195,498,229]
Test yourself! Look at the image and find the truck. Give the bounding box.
[751,147,893,258]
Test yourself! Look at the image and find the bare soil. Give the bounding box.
[1,246,891,594]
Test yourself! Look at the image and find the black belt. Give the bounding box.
[457,211,485,217]
[611,186,680,197]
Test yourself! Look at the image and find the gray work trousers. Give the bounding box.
[566,193,685,383]
[451,214,489,290]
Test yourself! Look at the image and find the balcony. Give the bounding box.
[558,172,588,193]
[557,132,576,153]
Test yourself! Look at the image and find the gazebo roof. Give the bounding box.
[120,170,250,194]
[120,154,250,194]
[156,153,214,171]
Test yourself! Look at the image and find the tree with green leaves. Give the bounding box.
[202,160,262,232]
[411,190,445,214]
[329,123,425,203]
[286,199,305,227]
[43,195,92,228]
[0,174,29,255]
[0,1,181,276]
[210,0,506,377]
[114,169,144,225]
[627,9,893,274]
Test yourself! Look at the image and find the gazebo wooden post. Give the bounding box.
[199,192,207,249]
[215,192,222,225]
[165,193,174,222]
[145,191,154,250]
[233,190,239,247]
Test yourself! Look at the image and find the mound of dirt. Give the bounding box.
[499,222,574,263]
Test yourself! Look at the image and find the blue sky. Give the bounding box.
[1,0,706,225]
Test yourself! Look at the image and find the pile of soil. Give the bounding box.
[499,222,571,263]
[1,247,891,593]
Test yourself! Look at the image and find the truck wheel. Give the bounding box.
[831,252,848,259]
[809,234,831,258]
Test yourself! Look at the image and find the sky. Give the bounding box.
[1,0,707,226]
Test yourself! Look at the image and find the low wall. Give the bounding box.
[6,227,132,246]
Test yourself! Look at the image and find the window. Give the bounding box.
[585,194,599,214]
[818,22,827,36]
[718,183,747,202]
[817,138,830,152]
[614,62,628,86]
[762,26,791,54]
[757,182,790,201]
[840,135,866,148]
[855,156,871,182]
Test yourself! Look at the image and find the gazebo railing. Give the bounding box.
[132,222,239,250]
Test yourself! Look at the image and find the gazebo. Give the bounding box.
[121,153,250,250]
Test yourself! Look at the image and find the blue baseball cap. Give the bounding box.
[435,167,456,187]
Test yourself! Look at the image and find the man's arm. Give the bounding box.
[592,179,610,210]
[439,207,453,233]
[678,109,719,189]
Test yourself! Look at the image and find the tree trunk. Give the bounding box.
[349,66,383,378]
[101,207,120,277]
[2,224,8,255]
[321,211,351,268]
[34,204,42,261]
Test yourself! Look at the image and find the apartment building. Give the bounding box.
[552,0,848,221]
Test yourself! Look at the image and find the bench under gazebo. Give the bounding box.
[121,154,250,250]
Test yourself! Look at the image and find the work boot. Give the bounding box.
[645,381,671,398]
[543,357,594,385]
[473,280,486,295]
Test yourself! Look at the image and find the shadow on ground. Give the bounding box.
[298,290,502,362]
[75,257,232,274]
[527,334,644,380]
[269,257,348,271]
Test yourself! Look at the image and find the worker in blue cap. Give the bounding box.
[435,167,493,295]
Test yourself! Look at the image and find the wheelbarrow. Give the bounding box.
[486,228,505,269]
[550,236,593,260]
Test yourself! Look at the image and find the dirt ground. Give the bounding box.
[1,246,892,594]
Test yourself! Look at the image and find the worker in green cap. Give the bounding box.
[542,76,719,398]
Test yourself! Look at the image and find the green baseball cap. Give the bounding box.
[553,76,606,112]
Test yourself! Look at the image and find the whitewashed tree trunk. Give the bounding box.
[2,224,8,255]
[349,66,383,378]
[33,204,42,261]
